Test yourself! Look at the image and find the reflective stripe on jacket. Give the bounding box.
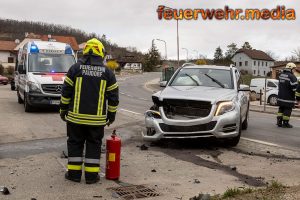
[60,56,119,126]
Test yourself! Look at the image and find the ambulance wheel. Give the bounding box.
[17,90,23,104]
[24,93,33,112]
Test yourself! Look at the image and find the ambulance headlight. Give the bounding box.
[28,81,41,93]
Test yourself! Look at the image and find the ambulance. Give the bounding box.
[15,41,76,112]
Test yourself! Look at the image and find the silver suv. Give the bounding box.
[143,64,250,146]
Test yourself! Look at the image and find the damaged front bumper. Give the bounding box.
[142,107,240,141]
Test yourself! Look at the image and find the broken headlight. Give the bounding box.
[215,101,235,116]
[145,110,161,119]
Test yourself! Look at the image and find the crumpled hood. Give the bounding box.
[158,86,237,104]
[28,72,66,84]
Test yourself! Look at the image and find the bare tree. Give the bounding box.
[292,47,300,61]
[265,50,278,60]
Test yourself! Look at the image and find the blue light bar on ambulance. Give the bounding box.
[30,43,39,53]
[65,45,73,54]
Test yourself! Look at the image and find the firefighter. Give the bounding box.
[296,73,300,107]
[277,62,298,128]
[59,38,119,184]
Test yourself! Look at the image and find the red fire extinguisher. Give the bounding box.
[106,130,121,180]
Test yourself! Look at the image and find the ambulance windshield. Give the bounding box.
[28,53,75,73]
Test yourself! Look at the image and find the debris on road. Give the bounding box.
[140,144,149,151]
[60,151,68,158]
[230,166,237,171]
[0,186,10,195]
[93,195,102,198]
[151,169,156,172]
[194,179,201,184]
[189,193,210,200]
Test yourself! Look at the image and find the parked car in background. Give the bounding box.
[143,64,250,147]
[0,75,8,85]
[250,78,279,106]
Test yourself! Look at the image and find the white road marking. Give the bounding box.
[241,137,283,148]
[119,108,143,115]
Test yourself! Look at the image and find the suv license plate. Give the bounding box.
[50,100,60,105]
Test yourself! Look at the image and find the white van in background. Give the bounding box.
[15,41,76,112]
[250,78,279,106]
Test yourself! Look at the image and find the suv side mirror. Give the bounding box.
[18,65,26,74]
[239,84,250,92]
[160,81,167,87]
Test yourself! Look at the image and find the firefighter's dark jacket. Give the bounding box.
[60,55,119,126]
[278,69,298,107]
[296,78,300,101]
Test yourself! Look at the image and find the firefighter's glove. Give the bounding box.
[60,110,68,122]
[106,112,116,126]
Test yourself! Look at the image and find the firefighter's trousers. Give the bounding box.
[278,106,293,122]
[67,122,104,181]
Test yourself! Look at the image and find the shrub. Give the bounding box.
[0,64,4,75]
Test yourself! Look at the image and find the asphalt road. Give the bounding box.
[119,72,300,150]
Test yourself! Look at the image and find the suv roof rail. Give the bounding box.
[182,63,196,67]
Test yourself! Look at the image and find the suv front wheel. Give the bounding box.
[223,118,242,147]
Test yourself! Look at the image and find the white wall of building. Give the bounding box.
[124,63,142,70]
[232,53,274,76]
[0,51,16,71]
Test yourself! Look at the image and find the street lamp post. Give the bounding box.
[156,38,167,60]
[182,48,189,62]
[176,19,179,67]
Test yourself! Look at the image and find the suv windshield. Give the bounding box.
[28,53,75,73]
[170,68,233,89]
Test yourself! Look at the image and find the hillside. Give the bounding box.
[0,18,144,61]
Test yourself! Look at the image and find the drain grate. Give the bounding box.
[108,185,160,200]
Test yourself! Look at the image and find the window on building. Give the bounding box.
[254,61,256,66]
[264,71,266,75]
[258,61,260,66]
[258,70,260,76]
[245,61,248,66]
[253,70,256,75]
[8,57,14,63]
[262,62,264,66]
[239,62,242,67]
[266,62,268,66]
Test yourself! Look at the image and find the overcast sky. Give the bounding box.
[1,0,299,60]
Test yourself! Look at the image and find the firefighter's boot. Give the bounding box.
[282,120,293,128]
[65,171,81,183]
[276,116,283,127]
[86,174,100,184]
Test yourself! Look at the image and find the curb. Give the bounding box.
[143,78,160,93]
[250,104,300,117]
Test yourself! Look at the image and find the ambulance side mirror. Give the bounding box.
[18,64,26,74]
